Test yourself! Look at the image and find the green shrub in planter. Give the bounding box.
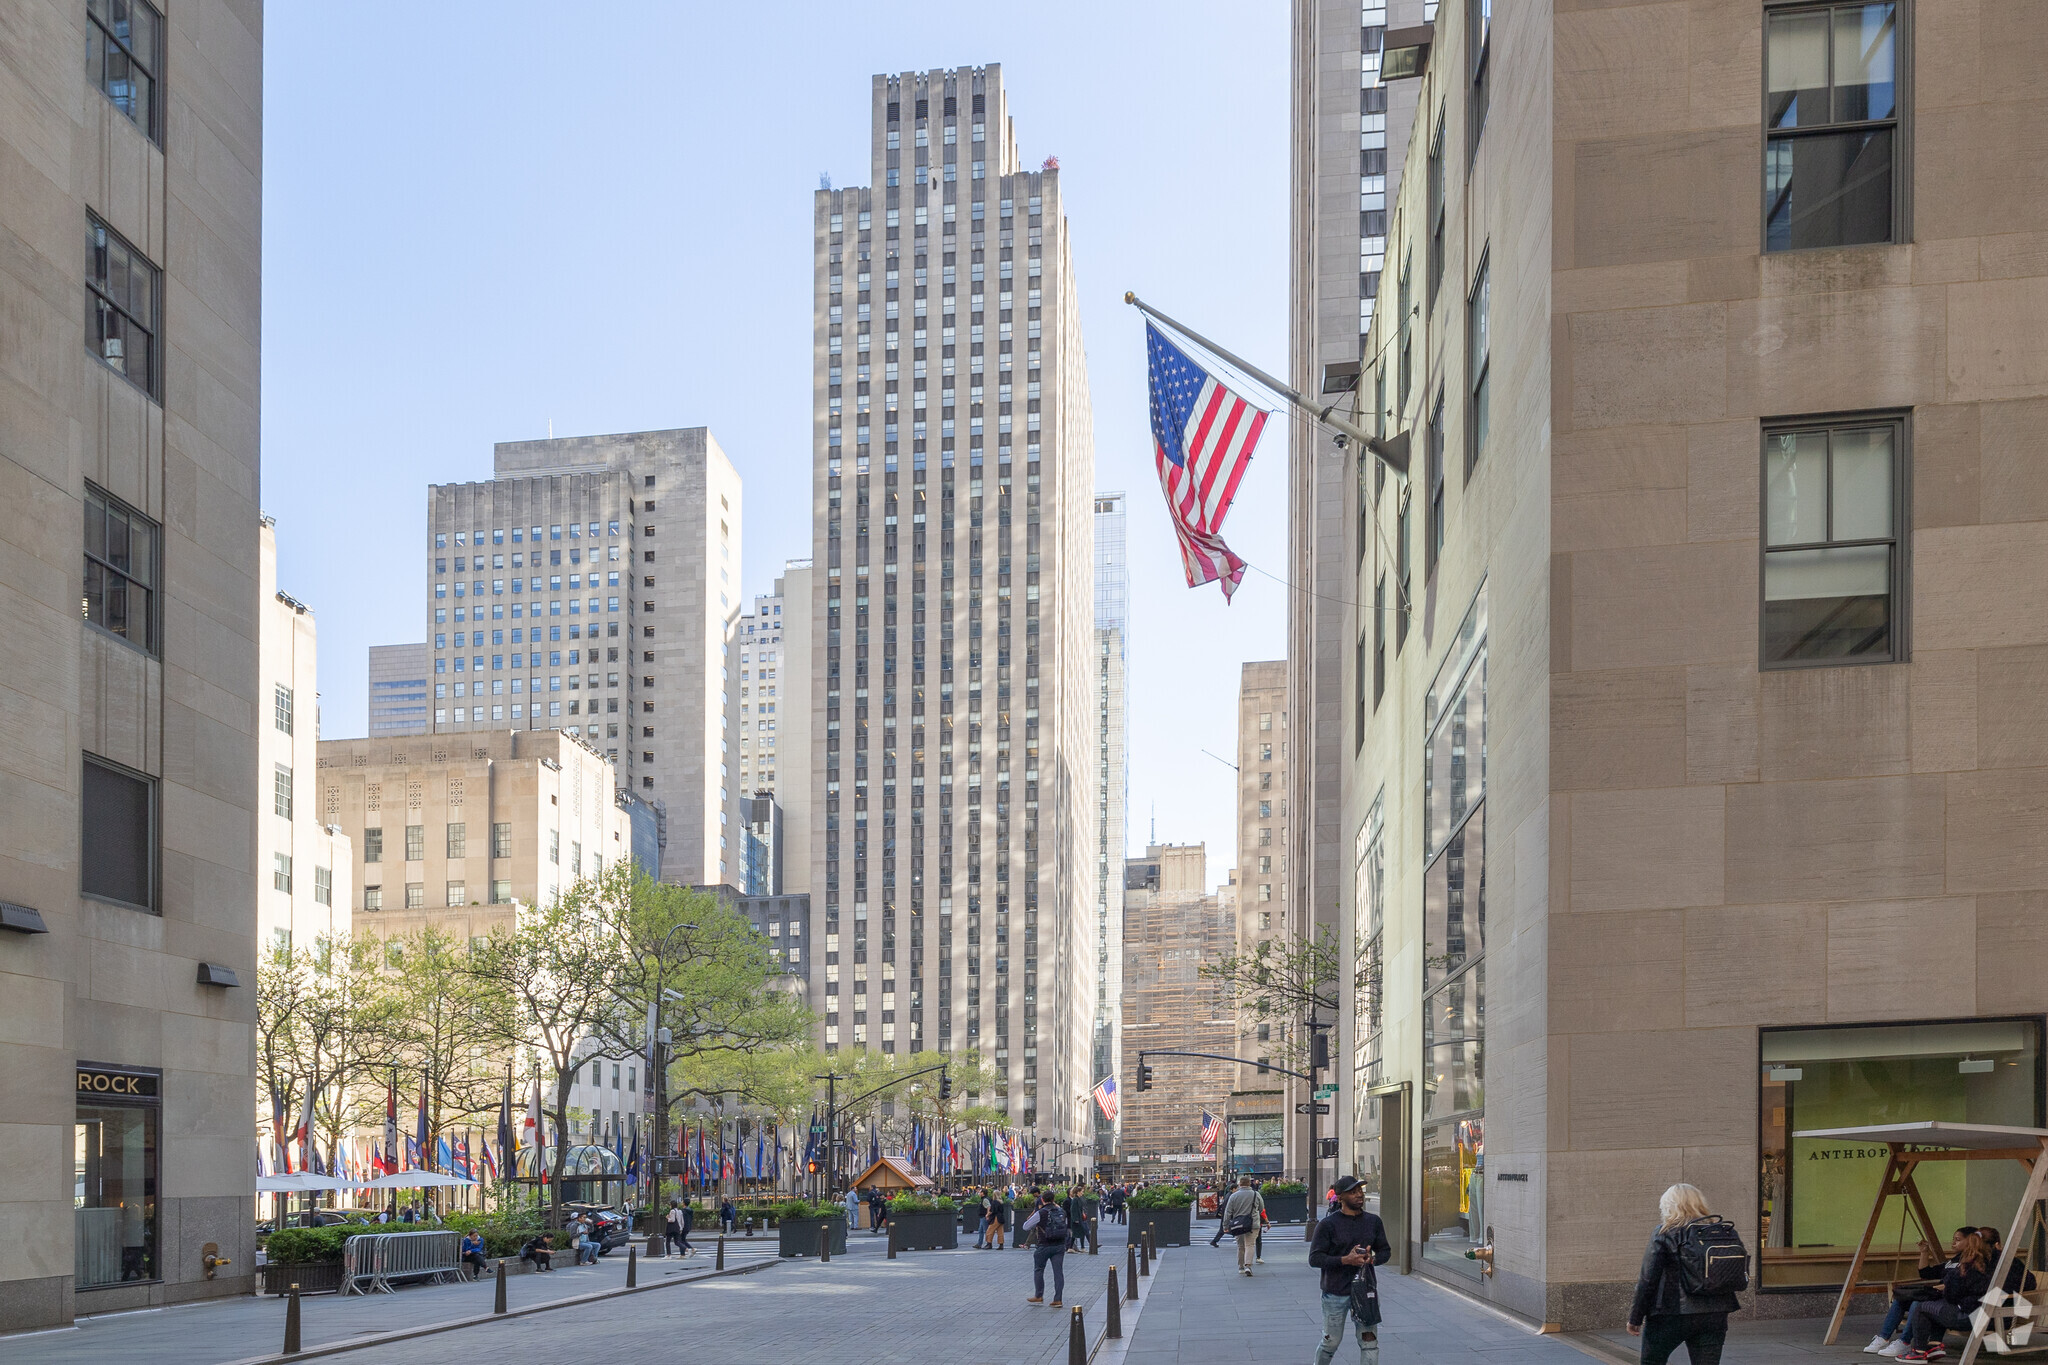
[887,1194,958,1214]
[264,1226,348,1264]
[771,1198,839,1222]
[1260,1181,1307,1197]
[1128,1185,1192,1210]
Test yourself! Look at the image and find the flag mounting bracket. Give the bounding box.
[1125,292,1410,477]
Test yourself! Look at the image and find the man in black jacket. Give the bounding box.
[1308,1175,1393,1365]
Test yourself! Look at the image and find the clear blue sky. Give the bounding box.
[262,2,1290,867]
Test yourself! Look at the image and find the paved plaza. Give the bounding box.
[0,1214,1897,1365]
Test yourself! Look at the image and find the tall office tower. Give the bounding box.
[810,66,1097,1150]
[368,642,430,736]
[259,518,353,952]
[1090,492,1129,1160]
[1286,0,1431,1195]
[1226,662,1289,1165]
[0,0,264,1328]
[423,428,742,886]
[735,561,813,893]
[1118,845,1236,1175]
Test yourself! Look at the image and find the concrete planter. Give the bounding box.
[1262,1192,1310,1223]
[778,1215,848,1258]
[888,1210,960,1251]
[1129,1205,1193,1247]
[260,1261,346,1295]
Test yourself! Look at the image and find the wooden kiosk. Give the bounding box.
[851,1155,934,1196]
[1800,1122,2048,1364]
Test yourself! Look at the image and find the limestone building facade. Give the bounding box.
[1337,0,2048,1329]
[0,0,265,1329]
[422,428,742,886]
[736,560,813,895]
[1091,491,1129,1160]
[1118,845,1237,1169]
[1228,662,1292,1172]
[807,66,1099,1151]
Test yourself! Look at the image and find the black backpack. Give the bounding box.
[1040,1203,1070,1243]
[1676,1217,1750,1296]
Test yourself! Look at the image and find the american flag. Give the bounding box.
[1145,322,1269,600]
[1199,1110,1222,1155]
[1092,1075,1119,1122]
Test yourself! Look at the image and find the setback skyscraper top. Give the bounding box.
[808,65,1097,1160]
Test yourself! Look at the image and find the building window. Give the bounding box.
[82,755,154,912]
[86,0,162,141]
[273,765,292,820]
[1466,255,1489,474]
[1427,389,1446,573]
[446,822,466,858]
[1468,0,1492,155]
[404,824,425,862]
[405,882,425,909]
[274,685,294,734]
[1373,575,1387,710]
[1421,584,1486,1276]
[490,879,510,904]
[364,886,382,912]
[86,215,161,399]
[1353,793,1387,1193]
[1395,485,1412,654]
[273,852,293,894]
[1765,2,1899,251]
[363,827,383,863]
[1762,415,1905,666]
[549,829,560,865]
[1757,1017,2043,1289]
[492,822,511,858]
[1426,113,1447,306]
[446,881,465,907]
[313,865,332,906]
[74,1065,161,1287]
[83,485,159,653]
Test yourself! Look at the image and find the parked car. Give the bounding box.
[256,1208,358,1236]
[563,1204,633,1255]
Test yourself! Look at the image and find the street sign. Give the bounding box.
[1314,1085,1337,1099]
[1294,1103,1332,1115]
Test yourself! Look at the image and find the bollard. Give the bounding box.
[494,1258,507,1314]
[820,1223,831,1263]
[1106,1267,1123,1339]
[1140,1232,1152,1277]
[1068,1305,1087,1365]
[1128,1243,1140,1295]
[717,1235,726,1270]
[283,1283,302,1355]
[627,1245,637,1288]
[887,1222,897,1260]
[1089,1218,1099,1255]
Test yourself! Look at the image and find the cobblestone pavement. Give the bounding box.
[0,1238,778,1365]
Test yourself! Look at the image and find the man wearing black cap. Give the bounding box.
[1309,1175,1392,1365]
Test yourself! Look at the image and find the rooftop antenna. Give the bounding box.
[548,418,554,439]
[1150,804,1156,844]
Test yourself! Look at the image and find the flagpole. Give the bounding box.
[1124,291,1410,475]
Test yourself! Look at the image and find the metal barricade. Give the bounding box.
[341,1231,465,1294]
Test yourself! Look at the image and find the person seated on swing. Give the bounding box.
[1980,1227,2038,1296]
[1864,1228,1979,1357]
[1883,1228,1994,1360]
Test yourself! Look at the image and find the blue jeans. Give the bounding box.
[1033,1244,1066,1300]
[1317,1293,1379,1365]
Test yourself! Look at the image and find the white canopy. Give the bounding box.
[361,1170,477,1189]
[1792,1121,2048,1151]
[257,1173,354,1192]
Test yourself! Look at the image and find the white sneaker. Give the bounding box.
[1866,1337,1894,1355]
[1879,1341,1912,1358]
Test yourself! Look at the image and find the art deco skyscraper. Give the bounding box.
[1091,491,1129,1158]
[809,65,1097,1152]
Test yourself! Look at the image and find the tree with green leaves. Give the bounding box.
[1198,923,1368,1069]
[255,935,377,1185]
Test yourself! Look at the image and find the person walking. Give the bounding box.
[675,1198,697,1257]
[719,1196,737,1236]
[844,1185,862,1234]
[1309,1175,1393,1365]
[664,1199,688,1257]
[1024,1189,1072,1307]
[1220,1176,1266,1276]
[989,1187,1009,1250]
[1626,1184,1748,1365]
[974,1187,993,1249]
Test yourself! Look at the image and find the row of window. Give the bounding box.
[361,822,514,862]
[436,522,618,547]
[362,881,511,910]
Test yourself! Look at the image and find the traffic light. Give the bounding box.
[1318,1137,1339,1158]
[1136,1061,1154,1092]
[1313,1030,1331,1071]
[940,1071,952,1102]
[808,1160,818,1174]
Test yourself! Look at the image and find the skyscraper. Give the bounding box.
[367,642,430,736]
[809,66,1097,1149]
[422,428,742,886]
[1091,492,1129,1160]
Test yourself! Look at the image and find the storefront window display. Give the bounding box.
[1229,1116,1285,1176]
[75,1064,160,1287]
[1421,585,1486,1275]
[1758,1018,2044,1290]
[1355,793,1386,1193]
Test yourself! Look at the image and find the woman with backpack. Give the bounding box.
[1627,1183,1746,1365]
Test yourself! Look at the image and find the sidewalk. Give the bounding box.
[0,1240,777,1365]
[1121,1227,1592,1365]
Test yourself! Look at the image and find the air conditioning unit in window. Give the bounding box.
[102,337,124,361]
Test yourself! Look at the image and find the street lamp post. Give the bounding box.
[644,921,697,1227]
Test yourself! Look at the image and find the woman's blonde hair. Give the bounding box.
[1659,1183,1713,1230]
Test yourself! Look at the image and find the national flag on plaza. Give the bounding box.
[384,1070,399,1174]
[523,1074,544,1155]
[1092,1075,1119,1122]
[1199,1110,1222,1155]
[497,1075,514,1173]
[415,1074,431,1171]
[627,1124,641,1187]
[298,1073,317,1174]
[1144,321,1268,600]
[480,1135,498,1182]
